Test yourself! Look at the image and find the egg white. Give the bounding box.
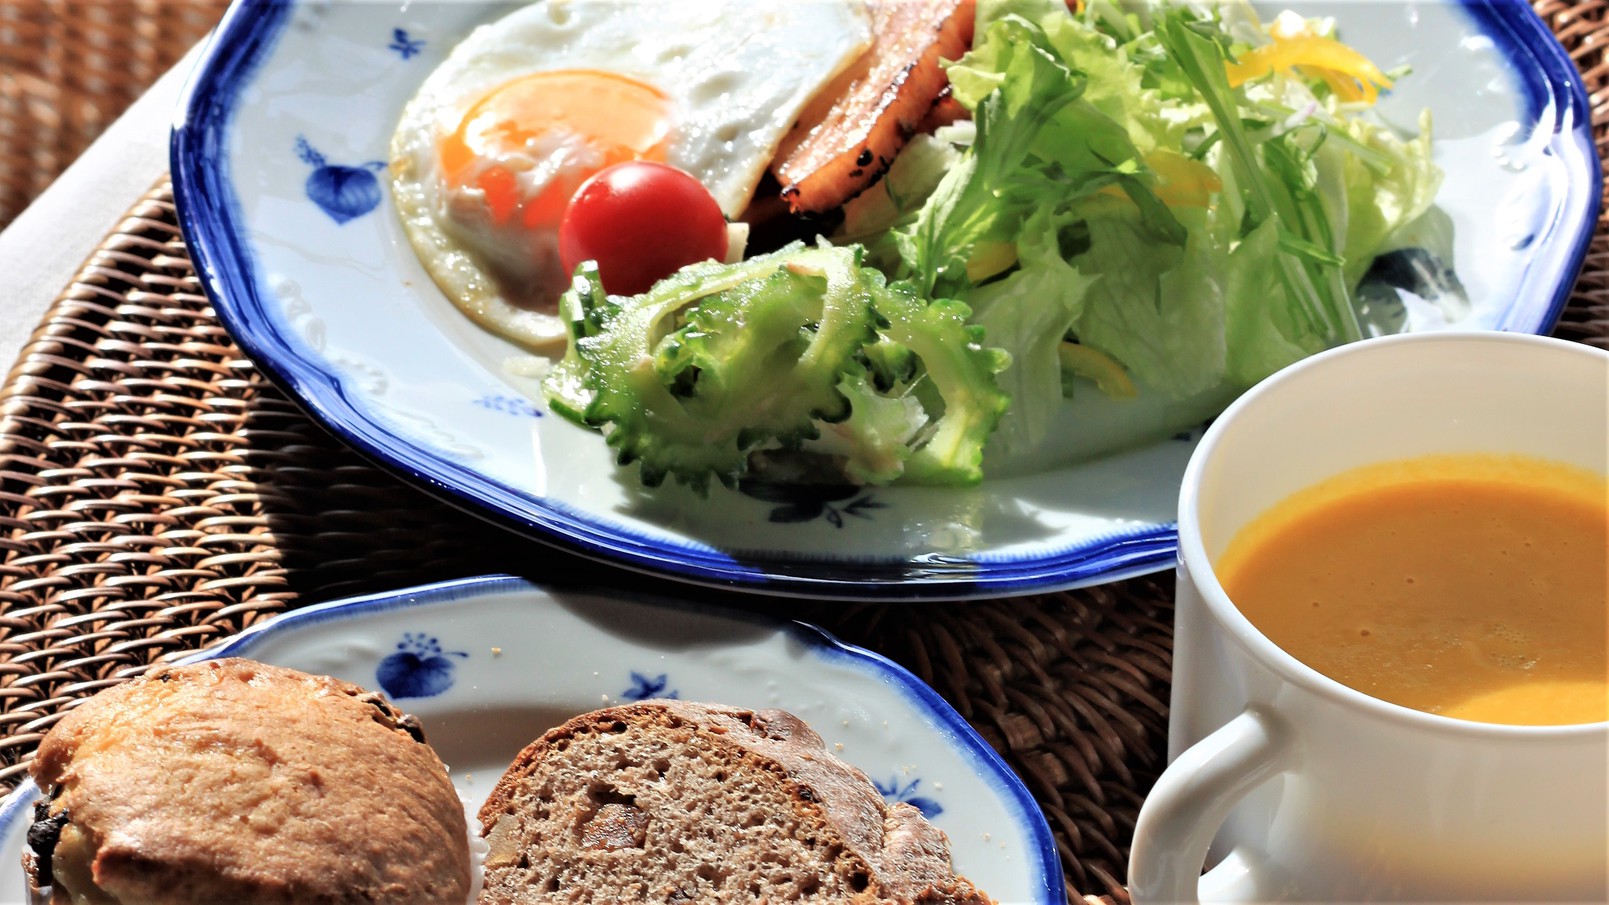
[390,0,873,351]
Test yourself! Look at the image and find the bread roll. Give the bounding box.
[24,658,471,905]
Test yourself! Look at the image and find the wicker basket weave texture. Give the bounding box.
[0,4,1604,904]
[0,0,230,228]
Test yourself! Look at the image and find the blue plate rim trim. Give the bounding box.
[1452,0,1603,334]
[169,0,1595,601]
[0,573,1068,902]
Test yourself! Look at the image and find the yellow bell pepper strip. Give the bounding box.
[1226,34,1393,105]
[1092,149,1224,211]
[1059,341,1137,399]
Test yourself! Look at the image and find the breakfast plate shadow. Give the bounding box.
[0,574,1067,902]
[170,0,1598,600]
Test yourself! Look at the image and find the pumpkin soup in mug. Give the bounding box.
[1216,453,1608,726]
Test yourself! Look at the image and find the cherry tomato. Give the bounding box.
[559,161,728,297]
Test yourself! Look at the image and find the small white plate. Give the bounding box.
[0,575,1065,902]
[170,0,1598,599]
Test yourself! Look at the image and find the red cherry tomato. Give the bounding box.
[559,161,728,297]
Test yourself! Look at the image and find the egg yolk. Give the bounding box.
[438,70,673,230]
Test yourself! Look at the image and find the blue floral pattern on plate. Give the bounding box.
[389,27,425,59]
[376,632,468,699]
[295,137,386,225]
[737,479,888,527]
[622,671,678,701]
[875,777,944,819]
[473,392,543,418]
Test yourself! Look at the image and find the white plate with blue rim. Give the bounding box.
[169,0,1599,600]
[0,575,1066,903]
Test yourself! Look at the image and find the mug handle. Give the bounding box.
[1128,708,1292,904]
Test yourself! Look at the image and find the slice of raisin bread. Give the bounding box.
[476,700,996,904]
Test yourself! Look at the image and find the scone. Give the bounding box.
[477,700,996,904]
[24,658,471,905]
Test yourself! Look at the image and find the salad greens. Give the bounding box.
[543,0,1444,491]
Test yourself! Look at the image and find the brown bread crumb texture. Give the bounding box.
[477,700,995,905]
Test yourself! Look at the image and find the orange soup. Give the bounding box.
[1216,454,1608,726]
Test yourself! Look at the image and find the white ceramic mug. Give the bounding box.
[1129,332,1609,903]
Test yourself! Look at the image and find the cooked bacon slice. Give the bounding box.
[771,0,976,214]
[918,84,969,134]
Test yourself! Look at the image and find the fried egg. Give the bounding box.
[390,0,873,350]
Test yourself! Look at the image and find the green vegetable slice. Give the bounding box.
[543,244,1009,492]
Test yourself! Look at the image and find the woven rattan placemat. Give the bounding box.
[0,0,231,228]
[1,3,1606,902]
